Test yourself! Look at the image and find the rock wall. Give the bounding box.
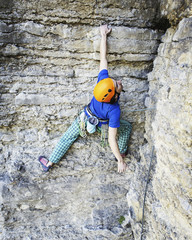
[0,0,191,240]
[147,17,192,239]
[126,1,192,239]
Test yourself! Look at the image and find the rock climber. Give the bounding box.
[39,25,132,173]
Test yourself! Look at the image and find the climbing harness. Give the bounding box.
[140,146,155,240]
[79,105,108,137]
[85,104,109,123]
[84,104,110,147]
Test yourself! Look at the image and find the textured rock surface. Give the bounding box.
[0,0,192,240]
[127,15,192,240]
[147,17,192,240]
[159,0,192,25]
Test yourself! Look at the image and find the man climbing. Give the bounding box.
[39,25,132,173]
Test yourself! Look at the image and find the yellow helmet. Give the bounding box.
[93,78,115,102]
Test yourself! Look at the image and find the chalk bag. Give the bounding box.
[87,116,99,134]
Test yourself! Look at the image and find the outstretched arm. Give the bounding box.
[108,127,127,173]
[99,25,111,71]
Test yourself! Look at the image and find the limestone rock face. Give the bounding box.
[0,0,191,240]
[127,16,192,240]
[148,17,192,240]
[159,0,192,25]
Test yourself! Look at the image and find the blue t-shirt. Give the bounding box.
[88,69,121,128]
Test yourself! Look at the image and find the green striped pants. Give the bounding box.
[49,118,132,163]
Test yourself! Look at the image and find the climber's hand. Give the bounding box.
[100,25,112,36]
[118,160,127,173]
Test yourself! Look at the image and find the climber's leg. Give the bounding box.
[117,120,132,155]
[48,118,80,164]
